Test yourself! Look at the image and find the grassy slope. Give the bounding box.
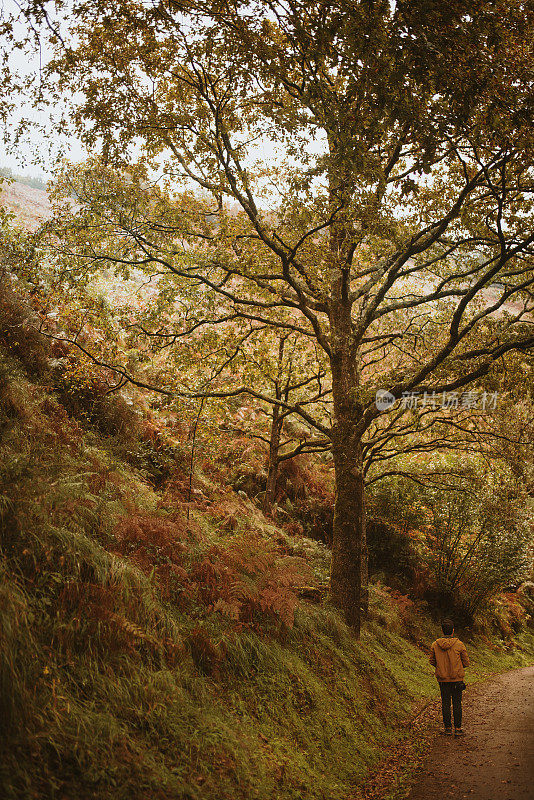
[1,338,533,800]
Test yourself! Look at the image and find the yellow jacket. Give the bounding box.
[429,636,469,682]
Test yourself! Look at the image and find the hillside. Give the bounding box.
[0,180,51,230]
[1,266,533,800]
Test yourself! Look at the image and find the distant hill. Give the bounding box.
[0,167,47,191]
[0,178,52,229]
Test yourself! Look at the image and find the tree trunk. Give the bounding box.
[326,142,366,633]
[262,335,286,516]
[330,429,365,635]
[263,402,282,515]
[328,302,365,636]
[361,510,369,617]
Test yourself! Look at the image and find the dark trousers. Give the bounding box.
[439,681,463,728]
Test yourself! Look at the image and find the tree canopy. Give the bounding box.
[8,0,534,633]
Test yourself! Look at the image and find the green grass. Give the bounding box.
[1,341,533,800]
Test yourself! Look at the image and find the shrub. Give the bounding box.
[299,498,333,546]
[366,518,418,590]
[517,582,534,626]
[423,488,531,619]
[112,512,199,607]
[128,434,188,489]
[189,533,310,628]
[0,280,50,376]
[55,355,139,439]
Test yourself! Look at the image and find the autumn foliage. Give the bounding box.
[113,511,309,629]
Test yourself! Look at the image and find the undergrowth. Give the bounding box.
[1,285,534,800]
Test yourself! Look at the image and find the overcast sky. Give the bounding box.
[0,1,86,179]
[1,0,324,196]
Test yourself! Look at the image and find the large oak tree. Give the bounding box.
[22,0,534,633]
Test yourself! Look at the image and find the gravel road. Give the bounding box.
[408,666,534,800]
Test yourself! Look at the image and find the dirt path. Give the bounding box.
[407,666,534,800]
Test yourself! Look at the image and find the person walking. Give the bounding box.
[429,618,470,737]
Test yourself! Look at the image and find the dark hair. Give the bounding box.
[441,618,454,636]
